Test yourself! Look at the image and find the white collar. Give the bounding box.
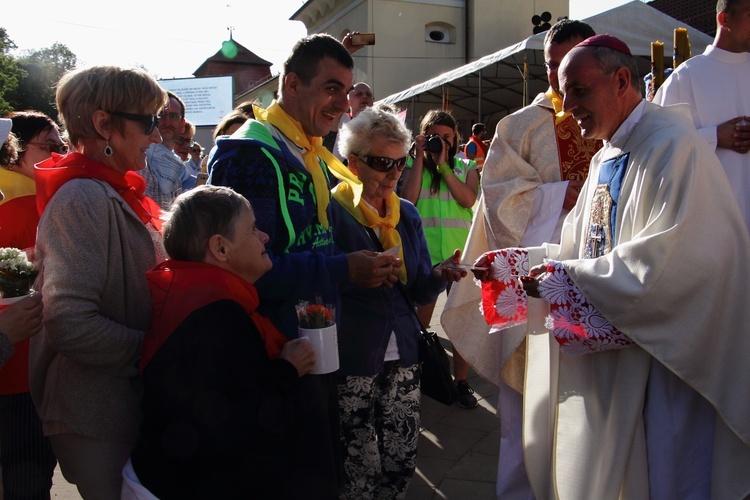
[705,44,750,64]
[606,100,647,151]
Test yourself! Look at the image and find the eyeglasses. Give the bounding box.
[26,141,69,154]
[109,111,160,135]
[356,155,408,172]
[190,147,203,154]
[159,112,183,121]
[174,137,195,147]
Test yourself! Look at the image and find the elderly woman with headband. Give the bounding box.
[331,104,466,499]
[30,66,166,498]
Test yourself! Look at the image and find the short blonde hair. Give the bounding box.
[56,66,167,148]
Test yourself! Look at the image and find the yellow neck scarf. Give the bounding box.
[545,87,571,124]
[253,101,361,228]
[332,180,407,284]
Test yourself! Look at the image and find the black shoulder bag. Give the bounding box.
[364,227,458,406]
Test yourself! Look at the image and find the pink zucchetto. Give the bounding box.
[575,34,633,56]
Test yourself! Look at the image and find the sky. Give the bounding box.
[4,0,633,80]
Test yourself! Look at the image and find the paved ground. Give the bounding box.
[404,291,499,500]
[50,292,500,499]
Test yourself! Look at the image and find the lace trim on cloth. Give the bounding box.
[538,260,634,355]
[479,248,529,329]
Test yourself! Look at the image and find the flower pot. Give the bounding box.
[0,294,29,310]
[298,324,339,375]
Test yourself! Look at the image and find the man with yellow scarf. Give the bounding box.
[207,34,398,499]
[441,19,601,499]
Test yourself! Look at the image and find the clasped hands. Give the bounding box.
[717,116,750,154]
[347,250,401,288]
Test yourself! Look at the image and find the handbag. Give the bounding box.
[416,324,459,406]
[364,227,458,406]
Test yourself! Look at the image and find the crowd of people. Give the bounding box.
[0,1,748,498]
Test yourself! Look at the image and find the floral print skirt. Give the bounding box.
[337,362,421,500]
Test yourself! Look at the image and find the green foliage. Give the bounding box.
[0,28,24,116]
[0,29,76,119]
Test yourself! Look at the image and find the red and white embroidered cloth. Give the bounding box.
[479,248,529,330]
[480,251,633,355]
[537,260,633,355]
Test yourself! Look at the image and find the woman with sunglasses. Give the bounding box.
[331,105,466,499]
[0,110,65,499]
[0,110,66,247]
[30,66,167,498]
[399,109,480,409]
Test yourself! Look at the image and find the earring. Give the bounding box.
[104,139,113,157]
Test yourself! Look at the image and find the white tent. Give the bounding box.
[379,1,713,132]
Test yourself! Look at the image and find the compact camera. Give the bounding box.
[426,134,444,154]
[350,33,376,46]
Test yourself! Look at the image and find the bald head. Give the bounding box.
[559,45,643,141]
[348,83,374,117]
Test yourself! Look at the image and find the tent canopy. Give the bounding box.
[379,1,713,132]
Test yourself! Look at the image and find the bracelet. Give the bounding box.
[436,162,453,178]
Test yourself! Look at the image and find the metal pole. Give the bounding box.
[478,68,482,123]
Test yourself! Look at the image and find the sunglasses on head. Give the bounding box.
[356,155,408,172]
[109,111,160,135]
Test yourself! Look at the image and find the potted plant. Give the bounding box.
[0,248,38,305]
[296,298,338,374]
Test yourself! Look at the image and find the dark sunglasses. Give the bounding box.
[356,155,408,172]
[109,111,160,135]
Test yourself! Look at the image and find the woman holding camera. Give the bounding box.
[399,109,480,409]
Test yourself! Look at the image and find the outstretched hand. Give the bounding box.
[342,32,365,54]
[433,249,468,282]
[471,253,492,282]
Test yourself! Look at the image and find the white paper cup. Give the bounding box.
[298,324,339,375]
[0,294,30,309]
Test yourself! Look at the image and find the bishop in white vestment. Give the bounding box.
[479,36,750,499]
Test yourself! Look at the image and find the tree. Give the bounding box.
[0,28,25,116]
[10,43,77,118]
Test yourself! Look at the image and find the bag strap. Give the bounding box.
[363,227,435,340]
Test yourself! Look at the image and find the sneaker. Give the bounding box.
[456,380,478,409]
